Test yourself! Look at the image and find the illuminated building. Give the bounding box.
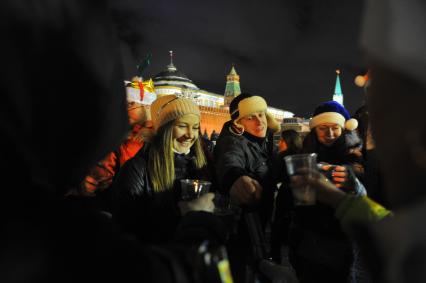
[127,52,294,135]
[281,117,311,138]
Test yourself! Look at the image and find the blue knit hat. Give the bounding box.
[309,101,358,130]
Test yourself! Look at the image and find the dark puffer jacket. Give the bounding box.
[214,121,279,223]
[112,144,212,244]
[213,121,280,282]
[283,130,364,282]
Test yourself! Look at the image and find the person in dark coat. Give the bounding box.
[278,129,303,154]
[0,2,227,282]
[289,1,426,281]
[303,101,364,180]
[213,93,281,282]
[270,2,426,283]
[353,99,386,207]
[113,95,216,244]
[271,129,303,264]
[287,101,365,283]
[214,93,281,214]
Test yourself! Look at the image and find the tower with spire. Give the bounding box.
[167,50,177,72]
[152,51,200,98]
[224,65,241,106]
[139,52,293,138]
[333,69,344,106]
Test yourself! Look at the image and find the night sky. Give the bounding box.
[112,0,368,117]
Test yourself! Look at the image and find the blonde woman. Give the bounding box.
[113,95,215,244]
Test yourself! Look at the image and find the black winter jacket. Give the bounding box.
[280,130,364,281]
[113,144,212,244]
[214,121,279,223]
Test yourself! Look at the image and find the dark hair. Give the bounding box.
[352,105,369,148]
[229,93,254,120]
[280,130,303,155]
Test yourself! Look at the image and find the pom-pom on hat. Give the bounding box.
[354,70,371,88]
[150,95,200,130]
[229,93,281,133]
[309,101,358,131]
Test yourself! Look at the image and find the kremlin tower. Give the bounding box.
[332,69,344,106]
[224,65,241,106]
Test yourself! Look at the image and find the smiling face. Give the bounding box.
[315,123,342,146]
[238,111,268,138]
[172,114,200,153]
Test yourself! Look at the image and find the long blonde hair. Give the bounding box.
[148,120,207,193]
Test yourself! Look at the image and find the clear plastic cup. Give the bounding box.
[284,153,318,206]
[180,179,211,201]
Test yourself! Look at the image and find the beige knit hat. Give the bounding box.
[230,93,281,133]
[150,95,200,129]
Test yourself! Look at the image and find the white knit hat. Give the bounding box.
[150,95,200,129]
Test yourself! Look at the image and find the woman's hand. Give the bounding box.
[178,192,215,215]
[321,164,348,188]
[290,170,346,208]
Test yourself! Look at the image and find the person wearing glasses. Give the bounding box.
[291,1,426,282]
[286,101,365,283]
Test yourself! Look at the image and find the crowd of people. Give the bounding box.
[1,0,425,283]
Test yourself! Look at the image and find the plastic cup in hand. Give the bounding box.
[284,153,317,206]
[180,179,211,201]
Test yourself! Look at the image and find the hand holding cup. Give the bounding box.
[290,169,346,208]
[319,163,348,188]
[179,192,215,215]
[284,153,318,206]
